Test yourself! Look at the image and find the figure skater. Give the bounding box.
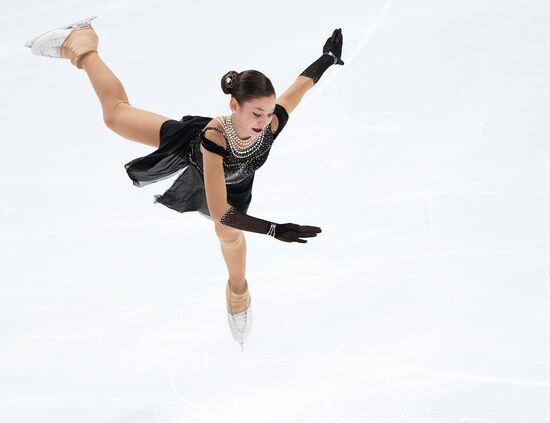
[25,17,344,350]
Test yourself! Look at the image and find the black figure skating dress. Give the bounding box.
[124,104,289,217]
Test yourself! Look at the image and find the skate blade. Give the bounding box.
[227,311,251,349]
[24,16,97,48]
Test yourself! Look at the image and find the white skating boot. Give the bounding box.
[226,279,253,351]
[24,16,99,69]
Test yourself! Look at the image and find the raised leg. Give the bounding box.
[80,52,170,148]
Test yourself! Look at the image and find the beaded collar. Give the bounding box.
[215,115,267,159]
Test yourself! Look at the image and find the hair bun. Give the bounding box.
[221,70,239,94]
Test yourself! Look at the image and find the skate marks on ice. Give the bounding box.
[339,0,550,143]
[166,268,453,422]
[303,0,395,115]
[328,2,550,420]
[405,366,550,422]
[168,281,355,420]
[169,337,358,419]
[337,0,467,133]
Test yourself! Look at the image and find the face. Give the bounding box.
[230,95,277,137]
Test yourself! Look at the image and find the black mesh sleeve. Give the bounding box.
[219,206,274,236]
[299,54,334,84]
[218,206,322,243]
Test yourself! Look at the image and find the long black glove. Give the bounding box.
[300,28,344,84]
[219,206,322,244]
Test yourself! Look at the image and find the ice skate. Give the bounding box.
[24,16,99,69]
[226,279,253,351]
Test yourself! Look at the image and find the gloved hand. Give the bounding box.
[300,27,345,84]
[218,205,322,244]
[273,223,322,243]
[323,28,344,65]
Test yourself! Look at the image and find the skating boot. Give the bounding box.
[226,279,253,351]
[24,16,99,69]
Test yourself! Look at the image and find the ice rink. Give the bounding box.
[2,0,550,421]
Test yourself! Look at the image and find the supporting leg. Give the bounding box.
[215,222,247,294]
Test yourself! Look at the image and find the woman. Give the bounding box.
[25,17,344,350]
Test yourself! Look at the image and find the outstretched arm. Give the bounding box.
[277,76,314,116]
[276,28,344,115]
[201,127,322,243]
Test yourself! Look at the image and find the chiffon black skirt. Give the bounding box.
[124,115,254,217]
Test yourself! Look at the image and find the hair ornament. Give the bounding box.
[225,73,236,89]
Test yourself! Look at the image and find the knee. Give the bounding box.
[103,112,116,130]
[215,224,243,247]
[103,101,129,130]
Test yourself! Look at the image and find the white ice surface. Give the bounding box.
[2,0,550,422]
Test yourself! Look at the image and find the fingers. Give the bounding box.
[330,28,342,43]
[335,28,344,65]
[297,225,322,242]
[277,224,322,243]
[296,225,321,240]
[298,229,320,236]
[281,234,306,243]
[282,233,314,243]
[300,225,322,233]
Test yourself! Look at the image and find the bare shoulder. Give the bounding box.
[202,117,227,149]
